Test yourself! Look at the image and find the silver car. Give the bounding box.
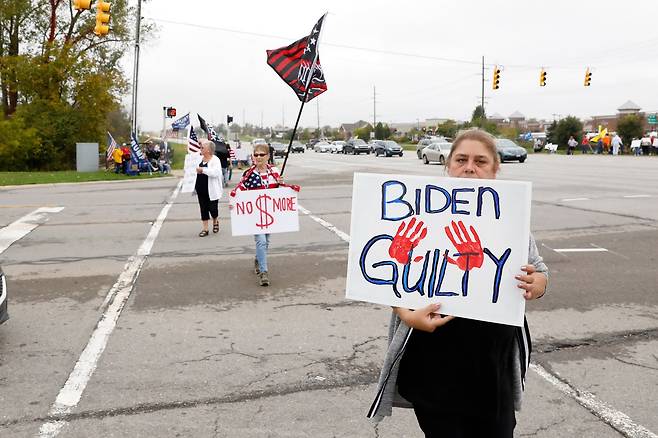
[314,141,331,153]
[330,141,345,153]
[421,142,452,165]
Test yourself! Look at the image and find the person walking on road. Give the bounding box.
[195,139,223,237]
[368,128,549,438]
[230,143,285,287]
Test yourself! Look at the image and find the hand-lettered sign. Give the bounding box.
[230,187,299,236]
[346,173,531,327]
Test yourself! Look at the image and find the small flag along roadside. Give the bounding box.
[188,125,201,153]
[106,132,118,160]
[266,13,327,102]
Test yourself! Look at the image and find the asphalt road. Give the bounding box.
[0,151,656,437]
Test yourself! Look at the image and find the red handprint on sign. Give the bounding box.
[389,217,428,264]
[444,220,484,271]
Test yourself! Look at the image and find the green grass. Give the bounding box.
[0,170,170,186]
[168,140,187,170]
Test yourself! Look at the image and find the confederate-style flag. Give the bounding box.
[266,13,327,102]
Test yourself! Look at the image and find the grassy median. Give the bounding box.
[0,170,170,186]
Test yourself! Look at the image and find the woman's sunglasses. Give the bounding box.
[253,153,268,157]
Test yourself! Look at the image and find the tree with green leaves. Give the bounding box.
[0,0,150,170]
[436,120,458,138]
[616,114,643,149]
[554,116,583,149]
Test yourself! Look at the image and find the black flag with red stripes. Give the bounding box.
[266,14,327,102]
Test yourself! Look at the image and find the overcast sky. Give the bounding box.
[130,0,658,132]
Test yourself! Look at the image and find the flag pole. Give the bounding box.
[280,87,312,177]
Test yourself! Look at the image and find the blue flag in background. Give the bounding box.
[172,113,190,130]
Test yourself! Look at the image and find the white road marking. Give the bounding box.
[298,204,350,243]
[560,197,590,202]
[623,194,651,198]
[553,247,608,253]
[531,363,657,438]
[301,205,656,438]
[38,180,182,438]
[0,206,64,255]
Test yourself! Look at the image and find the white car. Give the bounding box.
[421,142,452,165]
[314,142,331,153]
[331,141,345,153]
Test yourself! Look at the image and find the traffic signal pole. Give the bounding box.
[130,0,143,135]
[481,56,485,127]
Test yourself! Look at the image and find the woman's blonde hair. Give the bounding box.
[446,128,500,171]
[253,143,269,154]
[200,139,215,154]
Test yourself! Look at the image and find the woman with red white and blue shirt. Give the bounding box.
[230,143,291,286]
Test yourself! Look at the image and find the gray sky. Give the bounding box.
[131,0,658,132]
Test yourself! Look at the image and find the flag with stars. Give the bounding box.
[188,125,201,153]
[266,13,327,102]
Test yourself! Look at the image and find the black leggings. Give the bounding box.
[198,195,218,221]
[413,405,515,438]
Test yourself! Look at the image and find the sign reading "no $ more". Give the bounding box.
[230,187,300,236]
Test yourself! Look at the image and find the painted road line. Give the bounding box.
[560,197,590,202]
[38,180,182,438]
[0,206,64,255]
[531,363,657,438]
[553,248,608,253]
[302,206,655,438]
[623,194,651,198]
[298,205,350,243]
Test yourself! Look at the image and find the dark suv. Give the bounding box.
[344,139,370,155]
[374,140,403,157]
[290,141,305,153]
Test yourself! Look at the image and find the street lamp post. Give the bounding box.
[130,0,143,135]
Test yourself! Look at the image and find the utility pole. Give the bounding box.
[316,99,321,137]
[373,85,377,132]
[130,0,143,135]
[282,105,285,129]
[242,108,246,127]
[260,110,263,129]
[481,56,485,127]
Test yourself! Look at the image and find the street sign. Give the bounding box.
[648,114,657,124]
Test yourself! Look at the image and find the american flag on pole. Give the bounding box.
[266,13,327,102]
[106,131,118,160]
[188,125,201,153]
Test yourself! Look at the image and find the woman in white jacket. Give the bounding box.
[195,139,223,236]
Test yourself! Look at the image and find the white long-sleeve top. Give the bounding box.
[196,155,223,201]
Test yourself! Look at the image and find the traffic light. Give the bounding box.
[539,68,547,87]
[166,107,176,118]
[73,0,91,10]
[492,66,501,90]
[227,115,233,124]
[94,1,111,36]
[584,68,592,86]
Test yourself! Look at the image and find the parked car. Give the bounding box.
[271,142,287,157]
[330,141,345,154]
[306,138,318,150]
[344,139,370,154]
[313,141,332,153]
[0,267,8,325]
[495,139,527,163]
[421,142,452,165]
[374,140,403,157]
[290,141,305,153]
[368,140,385,154]
[416,136,447,159]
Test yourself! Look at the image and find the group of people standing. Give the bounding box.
[193,140,284,287]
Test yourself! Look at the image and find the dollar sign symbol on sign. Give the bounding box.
[255,194,274,229]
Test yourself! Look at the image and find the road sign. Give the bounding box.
[648,114,657,124]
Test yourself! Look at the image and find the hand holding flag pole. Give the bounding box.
[266,13,328,176]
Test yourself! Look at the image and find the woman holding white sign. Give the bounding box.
[194,139,222,237]
[368,129,548,438]
[231,143,284,286]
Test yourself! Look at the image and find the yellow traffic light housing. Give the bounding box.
[539,68,547,87]
[584,68,592,86]
[492,66,501,90]
[94,1,111,36]
[73,0,91,10]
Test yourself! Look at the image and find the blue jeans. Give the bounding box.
[222,167,229,186]
[254,234,270,272]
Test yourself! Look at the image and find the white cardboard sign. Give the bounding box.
[346,173,531,327]
[230,187,299,236]
[181,153,200,193]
